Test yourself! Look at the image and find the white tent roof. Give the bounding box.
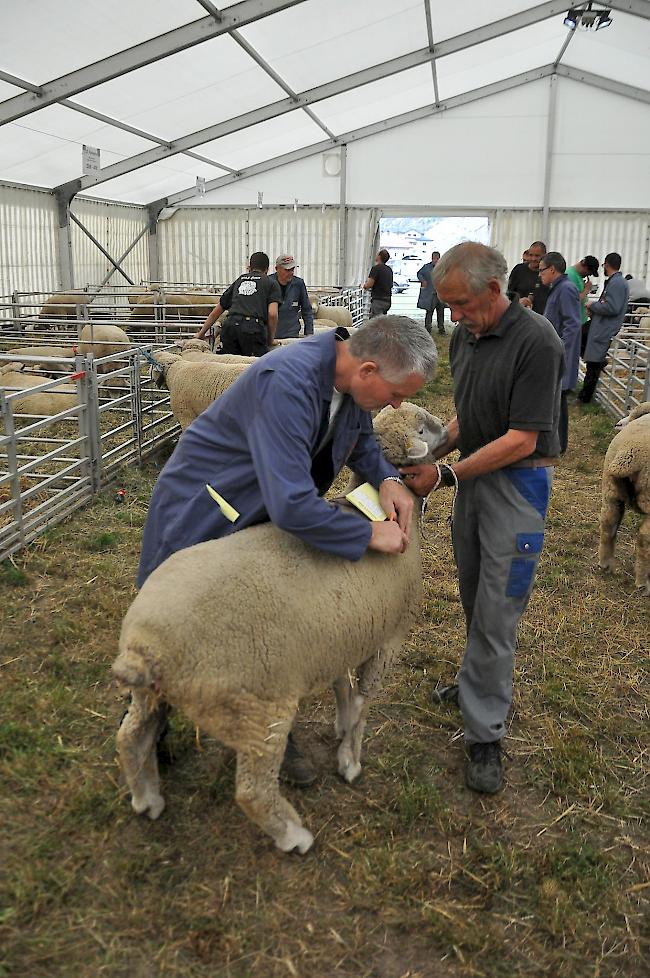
[0,0,648,206]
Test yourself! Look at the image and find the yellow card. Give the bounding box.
[345,482,389,522]
[205,484,240,522]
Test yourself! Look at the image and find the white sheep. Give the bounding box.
[0,346,76,377]
[316,306,353,329]
[152,350,250,429]
[80,324,130,375]
[0,370,78,415]
[599,401,650,594]
[112,402,447,853]
[38,293,86,320]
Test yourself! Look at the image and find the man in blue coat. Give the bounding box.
[579,253,630,403]
[269,254,314,339]
[539,252,582,454]
[138,316,437,784]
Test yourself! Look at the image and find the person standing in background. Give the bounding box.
[579,253,629,404]
[539,252,582,454]
[197,252,282,356]
[507,241,550,314]
[566,255,599,357]
[363,249,393,318]
[269,254,314,340]
[417,251,446,335]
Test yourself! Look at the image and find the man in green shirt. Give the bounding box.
[567,256,599,356]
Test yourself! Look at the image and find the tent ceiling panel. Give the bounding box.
[237,0,427,92]
[75,34,287,141]
[437,19,566,100]
[83,154,231,204]
[0,105,160,188]
[431,0,551,43]
[0,0,201,85]
[0,80,21,100]
[314,65,434,135]
[563,12,650,91]
[191,109,325,172]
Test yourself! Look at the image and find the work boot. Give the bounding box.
[431,683,460,707]
[465,741,504,794]
[280,732,317,787]
[438,325,446,335]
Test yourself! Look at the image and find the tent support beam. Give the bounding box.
[68,212,135,285]
[423,0,440,104]
[91,224,150,294]
[55,192,75,291]
[338,146,348,288]
[542,74,558,245]
[0,0,309,125]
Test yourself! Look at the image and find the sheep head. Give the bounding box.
[373,402,447,465]
[150,349,180,388]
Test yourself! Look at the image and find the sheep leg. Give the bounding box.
[235,738,314,855]
[116,690,166,820]
[337,641,402,784]
[634,507,650,595]
[333,673,357,740]
[598,479,625,571]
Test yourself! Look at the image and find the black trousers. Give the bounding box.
[559,390,569,454]
[221,317,268,357]
[578,361,605,403]
[424,299,446,333]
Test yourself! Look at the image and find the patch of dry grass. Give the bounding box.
[1,346,648,978]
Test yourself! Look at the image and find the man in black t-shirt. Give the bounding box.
[363,249,393,318]
[197,252,282,356]
[507,240,549,314]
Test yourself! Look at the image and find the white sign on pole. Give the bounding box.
[257,192,263,209]
[82,145,101,181]
[196,176,206,196]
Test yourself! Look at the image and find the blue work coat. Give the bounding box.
[137,330,399,586]
[543,274,582,391]
[416,262,436,311]
[269,273,314,339]
[584,272,630,362]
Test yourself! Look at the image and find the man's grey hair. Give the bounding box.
[349,315,437,381]
[433,242,508,295]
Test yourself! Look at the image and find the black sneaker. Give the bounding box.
[280,732,317,787]
[431,683,460,707]
[466,741,504,794]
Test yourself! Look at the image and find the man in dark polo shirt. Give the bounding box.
[401,242,564,795]
[507,240,550,314]
[363,249,393,318]
[197,252,282,356]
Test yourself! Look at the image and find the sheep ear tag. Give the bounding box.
[205,484,240,523]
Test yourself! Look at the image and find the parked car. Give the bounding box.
[387,261,410,293]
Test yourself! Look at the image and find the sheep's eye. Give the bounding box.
[417,427,425,436]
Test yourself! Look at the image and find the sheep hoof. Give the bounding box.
[598,558,616,573]
[337,750,362,783]
[132,793,165,820]
[275,821,314,854]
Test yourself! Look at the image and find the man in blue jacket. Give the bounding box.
[539,252,582,454]
[269,254,314,339]
[579,253,629,403]
[138,316,437,784]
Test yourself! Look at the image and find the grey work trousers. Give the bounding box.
[452,466,553,744]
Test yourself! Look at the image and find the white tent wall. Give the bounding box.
[0,183,59,298]
[157,205,378,287]
[70,198,149,289]
[491,210,650,281]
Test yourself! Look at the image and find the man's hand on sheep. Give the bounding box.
[378,478,414,543]
[367,520,409,554]
[399,463,440,496]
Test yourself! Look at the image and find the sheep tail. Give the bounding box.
[112,641,159,690]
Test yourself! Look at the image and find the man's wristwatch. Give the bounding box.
[437,464,457,488]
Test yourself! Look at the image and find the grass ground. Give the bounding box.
[1,335,648,978]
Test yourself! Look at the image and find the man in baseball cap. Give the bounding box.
[269,254,314,339]
[567,255,600,356]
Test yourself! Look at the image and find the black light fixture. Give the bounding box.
[564,4,613,31]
